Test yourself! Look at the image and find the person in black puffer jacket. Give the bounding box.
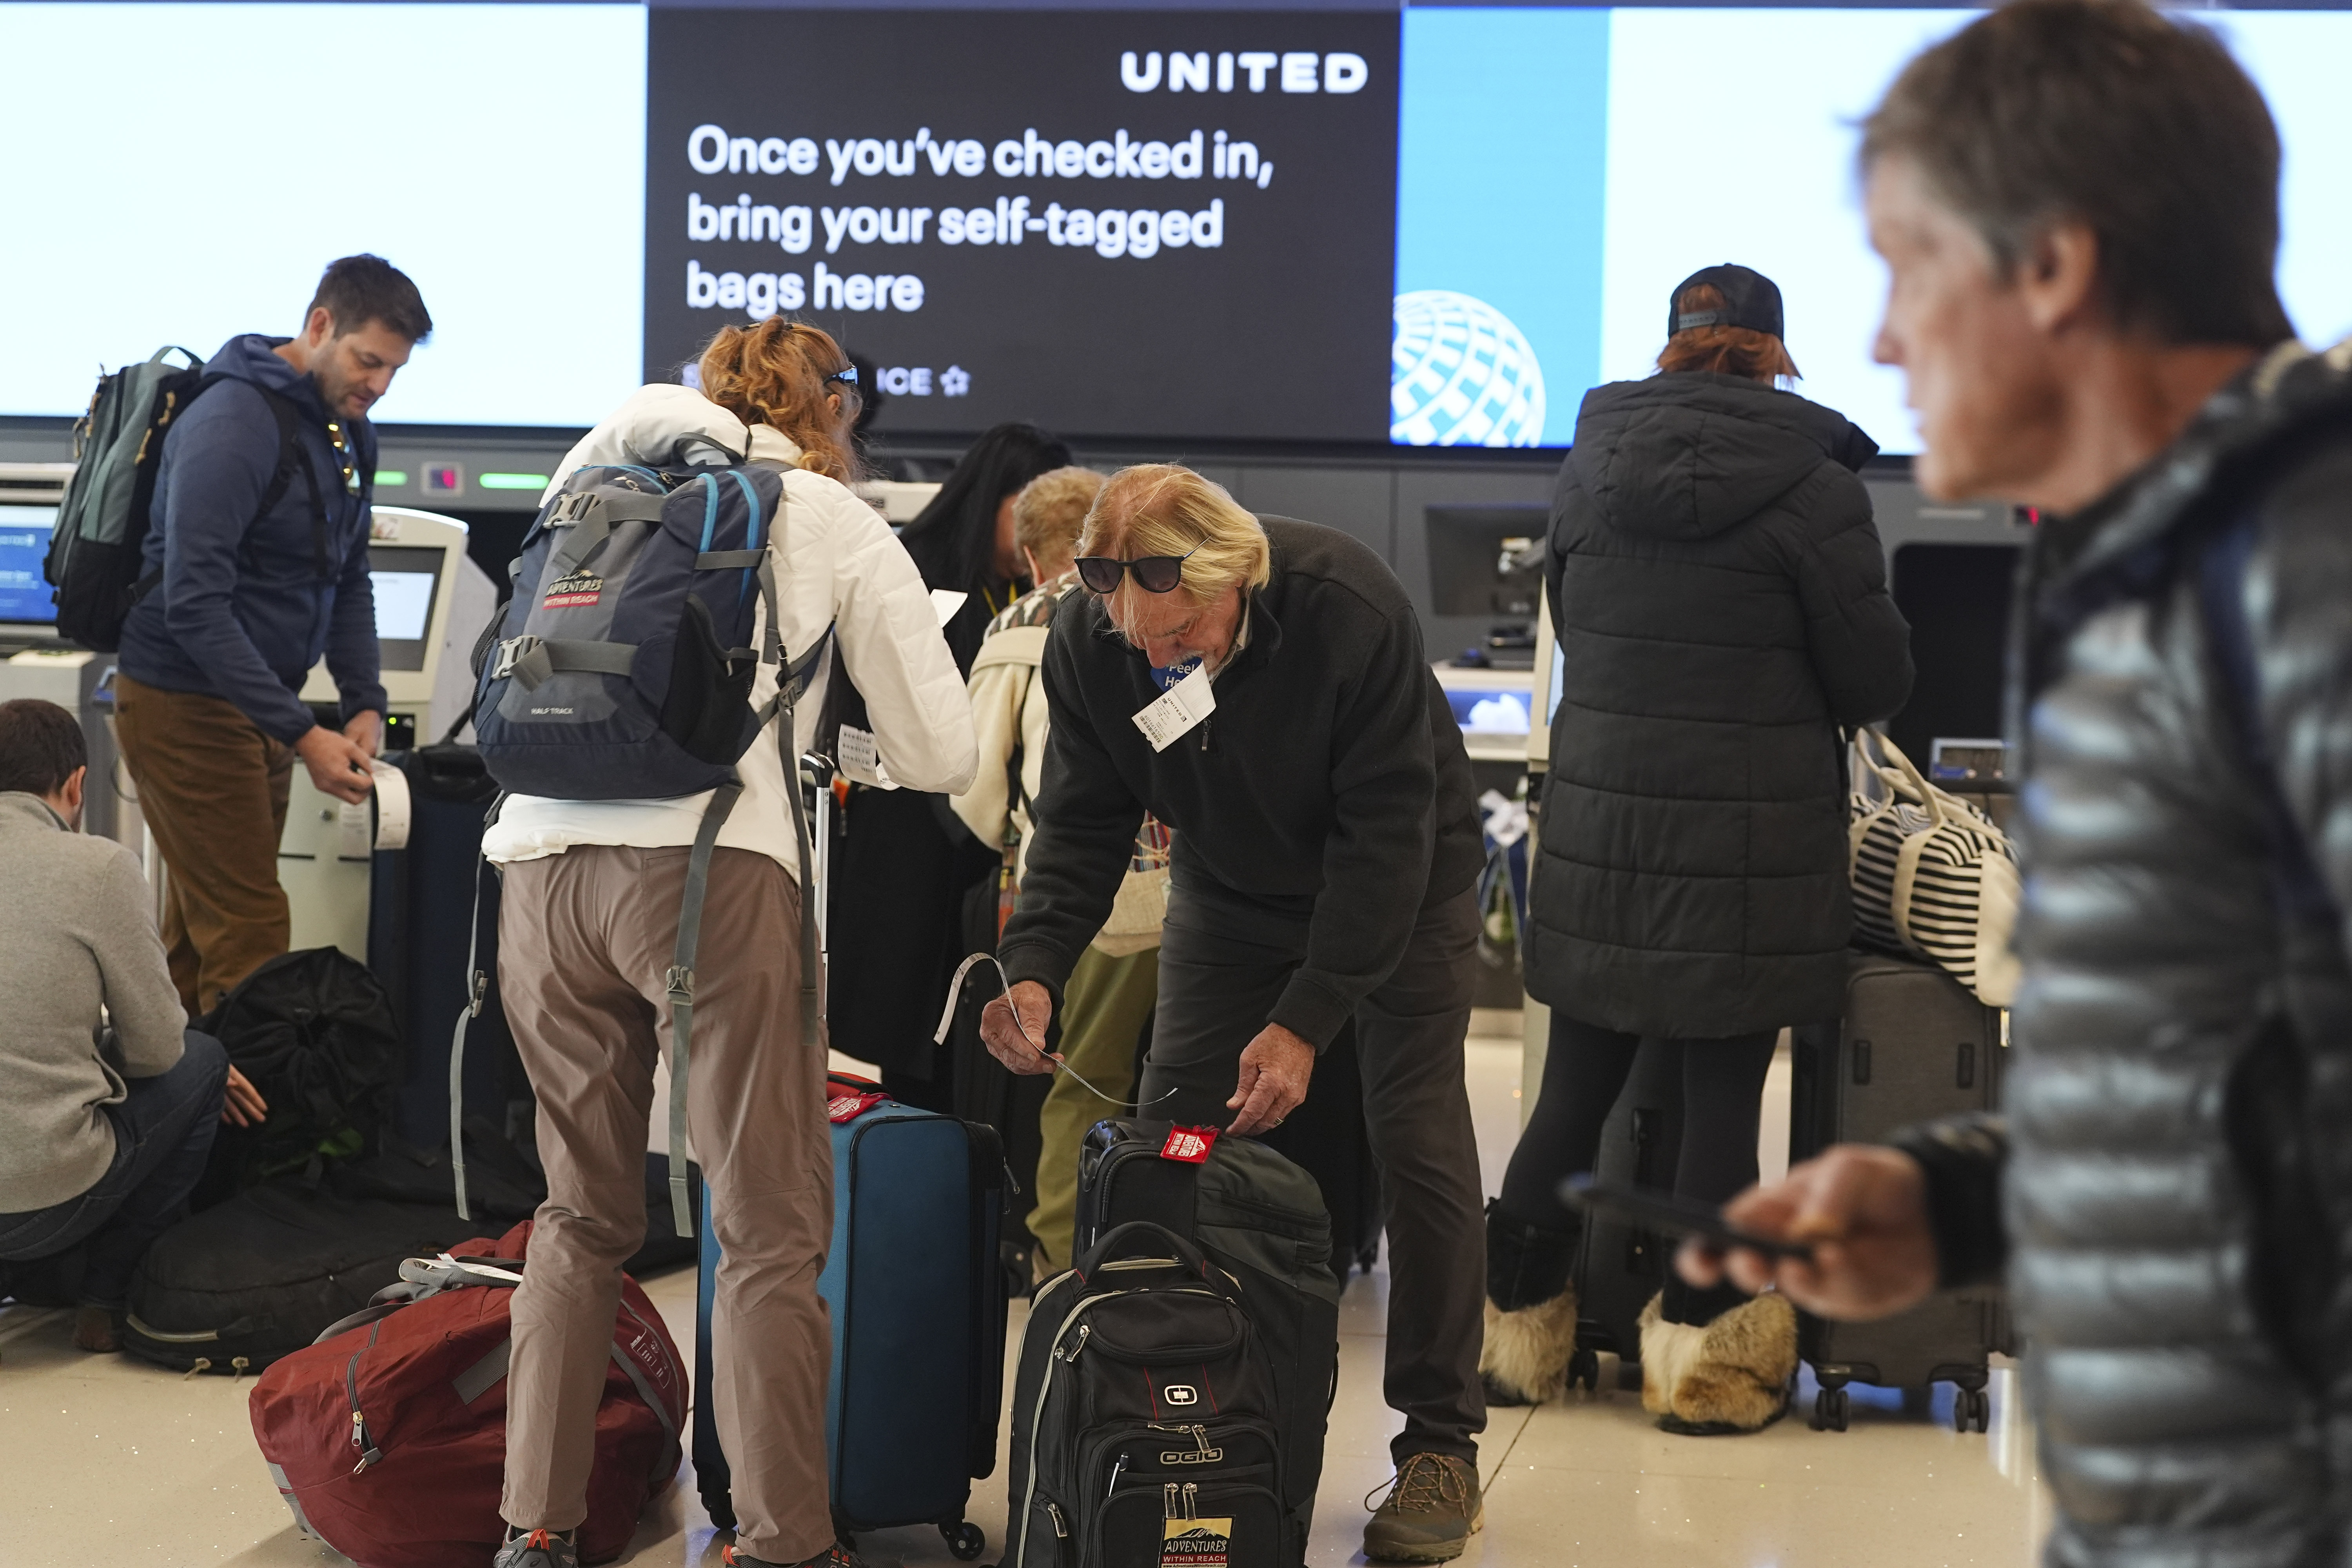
[1688,5,2352,1564]
[1483,265,1913,1429]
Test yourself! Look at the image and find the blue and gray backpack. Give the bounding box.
[455,459,831,1233]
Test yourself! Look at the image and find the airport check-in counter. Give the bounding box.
[281,506,497,960]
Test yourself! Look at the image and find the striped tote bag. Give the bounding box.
[1848,730,2021,1006]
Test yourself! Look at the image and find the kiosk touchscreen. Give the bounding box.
[281,508,498,960]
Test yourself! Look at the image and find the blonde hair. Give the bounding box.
[695,319,863,483]
[1012,467,1104,577]
[1656,284,1800,383]
[1077,465,1270,612]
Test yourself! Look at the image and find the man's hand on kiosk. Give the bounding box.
[981,980,1059,1075]
[1674,1144,1939,1321]
[296,724,377,805]
[1226,1024,1314,1136]
[344,709,383,759]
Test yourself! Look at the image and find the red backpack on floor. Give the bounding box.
[247,1218,685,1567]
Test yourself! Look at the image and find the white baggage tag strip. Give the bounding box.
[929,588,969,627]
[838,723,897,788]
[368,760,412,852]
[1131,662,1216,753]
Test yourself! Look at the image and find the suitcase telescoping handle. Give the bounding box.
[1077,1220,1216,1283]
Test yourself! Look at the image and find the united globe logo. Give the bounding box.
[1390,290,1546,447]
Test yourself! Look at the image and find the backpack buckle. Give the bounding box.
[547,490,600,526]
[491,635,541,681]
[665,965,695,1002]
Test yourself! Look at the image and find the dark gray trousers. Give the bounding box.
[1143,881,1487,1464]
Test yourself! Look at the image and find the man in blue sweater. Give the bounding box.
[115,255,432,1014]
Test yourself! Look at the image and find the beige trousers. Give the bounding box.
[497,844,832,1564]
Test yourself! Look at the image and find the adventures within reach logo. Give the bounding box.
[542,569,604,609]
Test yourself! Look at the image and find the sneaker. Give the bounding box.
[1362,1452,1483,1563]
[722,1543,862,1568]
[492,1528,577,1568]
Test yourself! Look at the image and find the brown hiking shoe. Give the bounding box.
[1363,1452,1483,1563]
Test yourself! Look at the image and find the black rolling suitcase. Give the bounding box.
[1789,952,2005,1432]
[1070,1120,1341,1565]
[1564,1037,1684,1391]
[365,744,528,1154]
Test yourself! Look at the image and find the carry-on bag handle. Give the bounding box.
[1076,1219,1218,1283]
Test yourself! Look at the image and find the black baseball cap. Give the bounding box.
[1667,264,1785,341]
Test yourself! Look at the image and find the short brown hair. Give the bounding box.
[1013,467,1105,575]
[1861,0,2292,347]
[696,319,863,484]
[0,699,87,797]
[1657,285,1799,383]
[308,254,433,343]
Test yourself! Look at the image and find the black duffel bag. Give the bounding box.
[121,1179,481,1374]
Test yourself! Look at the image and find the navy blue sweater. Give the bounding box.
[118,334,385,743]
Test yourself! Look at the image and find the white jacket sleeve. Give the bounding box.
[823,491,978,795]
[540,385,751,503]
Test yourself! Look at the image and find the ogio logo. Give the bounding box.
[542,570,604,608]
[1159,1447,1225,1465]
[1163,1385,1199,1406]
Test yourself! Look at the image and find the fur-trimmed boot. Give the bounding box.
[1478,1201,1581,1408]
[1638,1288,1796,1435]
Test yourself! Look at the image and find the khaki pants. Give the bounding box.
[497,845,832,1564]
[1026,944,1160,1275]
[112,674,295,1016]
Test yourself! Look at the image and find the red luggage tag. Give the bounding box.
[1160,1125,1219,1164]
[825,1072,889,1124]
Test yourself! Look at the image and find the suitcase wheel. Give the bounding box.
[1953,1386,1991,1434]
[1811,1385,1850,1432]
[940,1520,987,1561]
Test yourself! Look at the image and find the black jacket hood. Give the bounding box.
[1569,372,1878,541]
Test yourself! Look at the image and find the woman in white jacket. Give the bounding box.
[488,321,976,1568]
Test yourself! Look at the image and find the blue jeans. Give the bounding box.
[0,1030,229,1308]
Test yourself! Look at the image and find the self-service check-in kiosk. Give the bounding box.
[279,507,497,959]
[0,463,147,855]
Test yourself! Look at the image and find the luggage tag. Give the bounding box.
[837,724,896,788]
[1132,662,1215,753]
[1160,1125,1220,1164]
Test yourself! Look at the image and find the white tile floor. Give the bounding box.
[0,1019,2048,1567]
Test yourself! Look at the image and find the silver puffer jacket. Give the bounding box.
[1910,339,2352,1568]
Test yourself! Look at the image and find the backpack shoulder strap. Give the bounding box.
[2194,508,2338,922]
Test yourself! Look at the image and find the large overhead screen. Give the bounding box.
[1,3,2347,452]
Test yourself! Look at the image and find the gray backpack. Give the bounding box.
[46,345,310,650]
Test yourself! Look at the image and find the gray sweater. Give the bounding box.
[0,792,187,1212]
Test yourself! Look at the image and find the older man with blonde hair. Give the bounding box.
[983,464,1490,1563]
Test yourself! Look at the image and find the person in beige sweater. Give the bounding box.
[0,700,263,1350]
[951,466,1167,1278]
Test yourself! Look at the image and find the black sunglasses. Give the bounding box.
[1075,549,1197,595]
[826,365,860,394]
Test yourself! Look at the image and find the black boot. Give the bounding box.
[1479,1201,1581,1407]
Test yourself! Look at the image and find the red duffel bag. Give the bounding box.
[248,1218,685,1567]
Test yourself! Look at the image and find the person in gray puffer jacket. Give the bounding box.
[1686,4,2352,1565]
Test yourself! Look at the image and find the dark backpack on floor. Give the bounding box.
[196,947,403,1206]
[122,1179,484,1374]
[1005,1222,1293,1568]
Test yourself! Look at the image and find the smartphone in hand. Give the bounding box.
[1560,1174,1815,1263]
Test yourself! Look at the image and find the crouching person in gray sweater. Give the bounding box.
[0,700,265,1350]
